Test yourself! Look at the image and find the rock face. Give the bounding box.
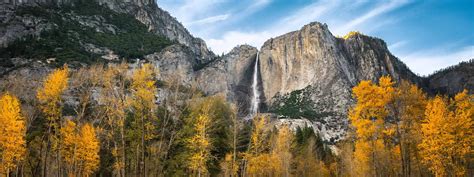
[196,45,258,115]
[259,22,422,142]
[425,59,474,95]
[146,44,258,114]
[1,0,213,62]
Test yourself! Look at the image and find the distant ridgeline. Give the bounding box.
[1,0,172,66]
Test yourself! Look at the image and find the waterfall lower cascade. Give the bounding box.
[248,52,260,119]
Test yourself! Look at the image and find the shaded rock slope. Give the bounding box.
[425,59,474,96]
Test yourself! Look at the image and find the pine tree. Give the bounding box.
[0,93,26,176]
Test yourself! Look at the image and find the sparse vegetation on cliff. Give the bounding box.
[1,2,172,65]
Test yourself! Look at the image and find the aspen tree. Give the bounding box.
[130,63,157,176]
[60,120,78,176]
[349,76,394,176]
[391,81,427,177]
[0,93,26,176]
[244,115,275,177]
[187,113,211,177]
[271,125,293,177]
[419,90,473,176]
[101,63,129,176]
[36,65,69,177]
[77,123,100,177]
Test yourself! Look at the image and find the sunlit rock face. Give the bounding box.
[258,22,421,142]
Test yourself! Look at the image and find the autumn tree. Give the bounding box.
[129,63,158,176]
[271,125,293,177]
[419,90,473,176]
[36,65,69,177]
[76,123,100,177]
[389,81,427,176]
[60,120,78,176]
[0,93,26,176]
[220,105,240,177]
[349,76,396,176]
[187,112,211,177]
[243,115,275,176]
[100,63,130,176]
[294,127,330,177]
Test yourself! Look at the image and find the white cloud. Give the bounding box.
[186,14,230,26]
[388,40,408,51]
[332,0,410,35]
[278,0,340,33]
[205,0,410,54]
[207,31,274,54]
[399,45,474,76]
[205,0,342,54]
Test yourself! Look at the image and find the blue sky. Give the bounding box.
[158,0,474,75]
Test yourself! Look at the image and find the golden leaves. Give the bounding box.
[419,90,473,176]
[0,93,26,174]
[37,65,69,124]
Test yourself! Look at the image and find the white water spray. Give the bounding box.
[248,52,260,119]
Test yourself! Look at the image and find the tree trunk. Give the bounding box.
[121,123,126,177]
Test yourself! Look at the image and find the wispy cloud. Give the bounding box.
[206,0,342,54]
[207,31,274,54]
[399,45,474,76]
[278,0,340,33]
[333,0,410,35]
[203,0,411,54]
[388,40,409,51]
[186,14,231,26]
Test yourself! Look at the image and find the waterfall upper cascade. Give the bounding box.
[248,52,260,119]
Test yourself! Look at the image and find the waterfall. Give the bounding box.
[248,52,260,119]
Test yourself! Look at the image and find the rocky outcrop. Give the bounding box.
[1,0,214,62]
[425,59,474,95]
[258,22,422,142]
[196,45,258,115]
[146,44,258,114]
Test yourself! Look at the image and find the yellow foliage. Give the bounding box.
[37,65,69,123]
[188,114,211,176]
[244,115,273,176]
[249,115,268,154]
[220,153,239,177]
[131,63,157,113]
[419,90,473,176]
[0,93,26,174]
[271,125,293,177]
[131,63,158,140]
[60,120,78,170]
[343,31,361,39]
[76,123,100,176]
[349,76,396,176]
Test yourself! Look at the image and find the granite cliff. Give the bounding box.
[1,0,472,143]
